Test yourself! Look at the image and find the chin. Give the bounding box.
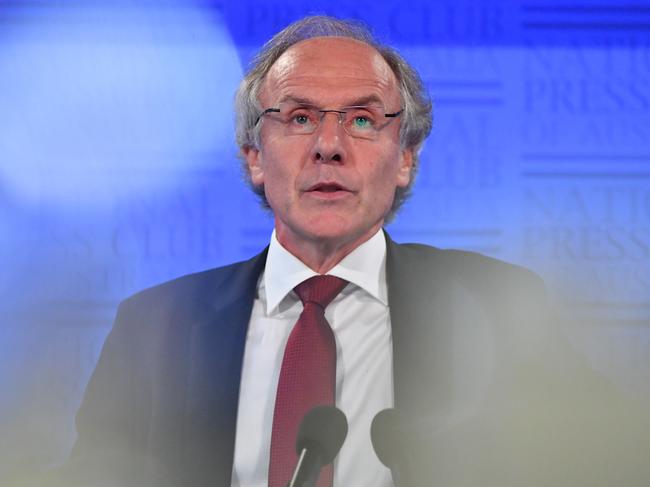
[304,225,353,243]
[302,217,375,245]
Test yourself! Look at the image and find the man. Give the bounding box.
[45,15,642,487]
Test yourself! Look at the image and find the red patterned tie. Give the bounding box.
[268,275,348,487]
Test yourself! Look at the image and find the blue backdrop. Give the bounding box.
[1,0,649,480]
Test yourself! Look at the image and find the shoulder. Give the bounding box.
[115,249,267,327]
[387,239,545,300]
[124,258,254,305]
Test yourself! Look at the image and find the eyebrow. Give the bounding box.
[343,95,384,107]
[277,95,318,106]
[277,94,386,108]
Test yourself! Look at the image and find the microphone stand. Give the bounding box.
[287,448,307,487]
[286,448,320,487]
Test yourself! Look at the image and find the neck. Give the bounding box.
[276,225,382,274]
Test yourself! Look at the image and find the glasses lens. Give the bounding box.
[342,106,385,140]
[265,103,394,139]
[278,103,320,135]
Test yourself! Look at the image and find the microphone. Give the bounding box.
[371,408,409,485]
[288,406,348,487]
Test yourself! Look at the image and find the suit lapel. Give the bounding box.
[386,234,457,416]
[386,233,503,426]
[386,234,493,422]
[181,249,268,486]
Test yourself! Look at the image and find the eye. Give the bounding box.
[352,116,373,129]
[347,108,379,131]
[287,108,317,128]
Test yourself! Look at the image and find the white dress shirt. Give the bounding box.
[231,230,394,487]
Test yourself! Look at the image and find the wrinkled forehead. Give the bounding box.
[260,37,401,108]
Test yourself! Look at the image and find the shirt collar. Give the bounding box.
[263,229,388,314]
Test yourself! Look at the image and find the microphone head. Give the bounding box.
[296,406,348,465]
[371,408,404,468]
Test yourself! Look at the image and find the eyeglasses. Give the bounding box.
[255,102,403,140]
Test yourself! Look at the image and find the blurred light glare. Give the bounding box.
[0,4,242,211]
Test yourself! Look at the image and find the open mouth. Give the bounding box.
[309,182,346,193]
[305,182,352,200]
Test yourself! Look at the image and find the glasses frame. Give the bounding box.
[254,103,403,139]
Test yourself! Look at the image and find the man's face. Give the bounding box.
[244,37,413,256]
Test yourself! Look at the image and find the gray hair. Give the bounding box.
[234,15,432,221]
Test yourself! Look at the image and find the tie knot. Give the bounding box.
[294,275,348,309]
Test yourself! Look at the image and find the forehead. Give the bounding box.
[260,37,400,107]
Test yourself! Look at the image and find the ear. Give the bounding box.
[396,147,414,188]
[243,145,264,186]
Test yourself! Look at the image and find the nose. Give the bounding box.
[312,111,346,164]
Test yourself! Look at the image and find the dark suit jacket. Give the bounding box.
[47,234,643,487]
